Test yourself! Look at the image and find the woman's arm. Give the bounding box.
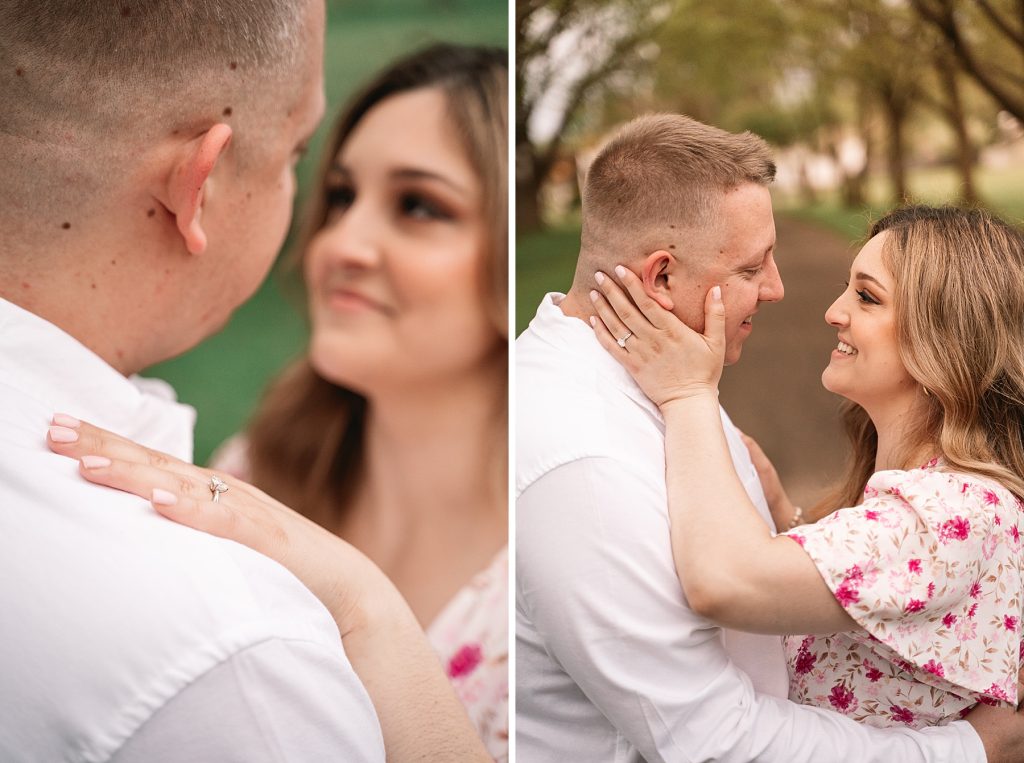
[589,268,854,636]
[45,418,490,762]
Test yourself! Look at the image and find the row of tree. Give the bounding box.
[517,0,1024,229]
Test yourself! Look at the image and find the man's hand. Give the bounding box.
[966,663,1024,763]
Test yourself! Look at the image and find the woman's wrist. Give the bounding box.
[658,387,719,415]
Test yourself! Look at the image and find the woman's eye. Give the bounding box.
[400,193,449,221]
[325,185,355,210]
[856,288,879,305]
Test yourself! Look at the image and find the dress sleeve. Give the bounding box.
[207,434,252,479]
[787,468,1024,707]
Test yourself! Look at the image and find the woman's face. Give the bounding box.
[305,87,499,394]
[821,232,919,413]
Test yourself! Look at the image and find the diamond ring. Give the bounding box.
[208,475,230,503]
[616,331,633,349]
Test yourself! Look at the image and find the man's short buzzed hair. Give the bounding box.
[0,0,309,238]
[580,114,775,260]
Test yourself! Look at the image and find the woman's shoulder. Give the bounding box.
[865,459,1021,516]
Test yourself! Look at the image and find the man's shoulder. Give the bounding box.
[0,433,343,759]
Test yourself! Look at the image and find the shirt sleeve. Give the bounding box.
[518,457,986,763]
[110,637,385,762]
[788,468,1023,706]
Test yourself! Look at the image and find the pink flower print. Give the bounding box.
[926,581,935,599]
[788,533,806,547]
[889,485,903,498]
[907,558,922,574]
[994,515,1002,526]
[1004,615,1018,631]
[863,660,884,683]
[1011,526,1020,543]
[794,637,817,676]
[845,564,864,582]
[955,617,978,642]
[864,485,879,499]
[939,516,970,542]
[924,457,939,468]
[828,683,857,713]
[922,659,945,678]
[835,580,860,607]
[961,482,970,494]
[890,705,916,725]
[984,683,1011,703]
[968,603,979,619]
[984,489,1000,506]
[969,581,982,598]
[447,643,484,679]
[864,509,880,521]
[942,612,957,628]
[904,599,926,613]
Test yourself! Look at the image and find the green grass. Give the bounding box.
[146,2,507,465]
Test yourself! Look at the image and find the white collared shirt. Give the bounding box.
[0,298,384,762]
[515,293,984,763]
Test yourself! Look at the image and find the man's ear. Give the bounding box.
[640,249,676,310]
[166,123,233,255]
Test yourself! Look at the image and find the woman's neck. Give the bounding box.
[870,399,931,473]
[353,353,507,541]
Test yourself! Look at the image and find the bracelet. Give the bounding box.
[787,505,805,530]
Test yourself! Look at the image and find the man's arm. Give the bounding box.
[110,638,384,762]
[518,457,985,763]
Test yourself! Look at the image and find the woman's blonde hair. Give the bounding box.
[819,205,1024,514]
[244,43,508,528]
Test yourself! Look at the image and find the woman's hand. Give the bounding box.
[46,415,383,636]
[589,265,726,408]
[45,415,491,760]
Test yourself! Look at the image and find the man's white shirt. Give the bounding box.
[0,298,385,762]
[515,293,985,763]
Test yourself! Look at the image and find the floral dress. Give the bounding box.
[212,439,509,759]
[785,461,1024,728]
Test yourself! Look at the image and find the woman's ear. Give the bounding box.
[165,123,233,255]
[640,250,675,310]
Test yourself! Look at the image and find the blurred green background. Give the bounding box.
[146,0,507,465]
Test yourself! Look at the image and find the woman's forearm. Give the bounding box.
[661,394,776,620]
[338,562,490,761]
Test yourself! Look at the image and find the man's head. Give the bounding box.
[0,0,325,372]
[571,114,783,364]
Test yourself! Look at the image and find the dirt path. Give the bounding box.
[718,215,862,509]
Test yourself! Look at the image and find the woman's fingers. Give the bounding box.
[609,265,674,330]
[589,289,633,349]
[48,416,190,475]
[703,285,727,355]
[78,455,212,504]
[593,270,654,337]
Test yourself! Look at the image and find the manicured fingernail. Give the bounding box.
[615,265,626,278]
[711,285,722,302]
[81,455,110,469]
[589,289,599,302]
[589,316,596,326]
[595,271,606,285]
[49,426,79,443]
[152,488,178,506]
[52,413,81,428]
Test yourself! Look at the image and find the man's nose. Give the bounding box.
[759,258,784,302]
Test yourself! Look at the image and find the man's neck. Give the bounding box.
[557,289,593,323]
[0,237,174,375]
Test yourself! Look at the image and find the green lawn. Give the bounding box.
[146,1,507,465]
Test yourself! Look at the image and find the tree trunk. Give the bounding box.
[937,58,978,205]
[881,93,909,205]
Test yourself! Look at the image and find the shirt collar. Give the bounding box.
[0,297,196,460]
[526,293,663,419]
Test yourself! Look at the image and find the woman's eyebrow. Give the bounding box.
[855,271,888,292]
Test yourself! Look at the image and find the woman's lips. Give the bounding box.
[325,288,387,313]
